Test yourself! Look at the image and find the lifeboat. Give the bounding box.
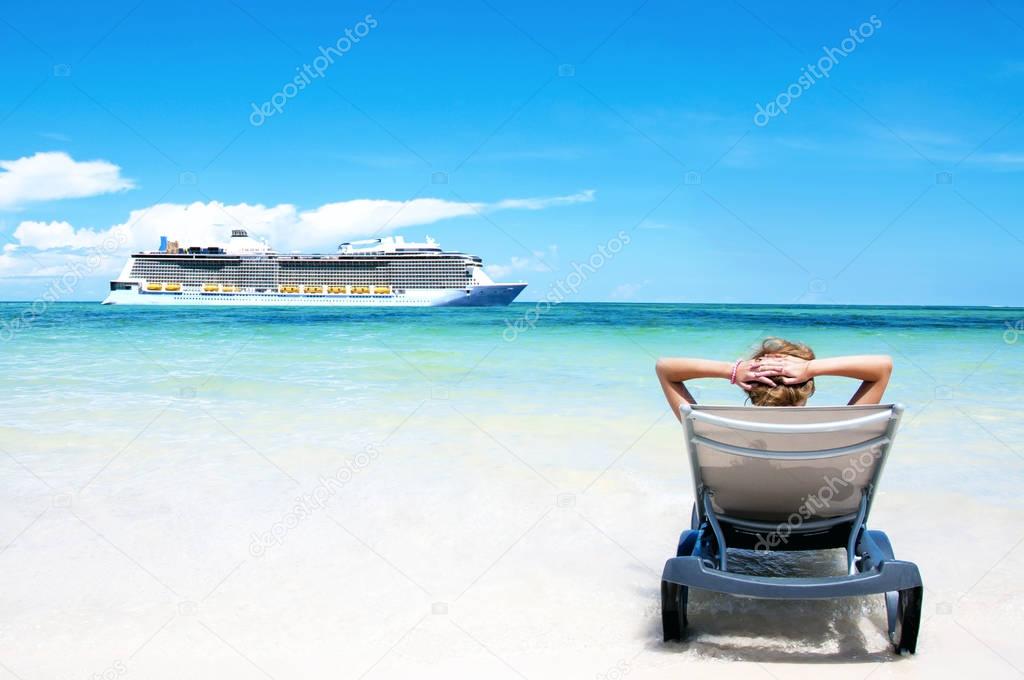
[373,286,390,295]
[146,283,163,291]
[164,283,181,292]
[304,286,323,294]
[280,286,300,294]
[351,286,370,294]
[327,286,346,294]
[221,285,238,292]
[203,284,220,292]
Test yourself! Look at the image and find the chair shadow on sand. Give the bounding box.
[637,549,910,664]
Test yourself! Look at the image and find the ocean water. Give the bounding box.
[2,302,1023,678]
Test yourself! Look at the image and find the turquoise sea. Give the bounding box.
[2,303,1021,452]
[2,302,1023,677]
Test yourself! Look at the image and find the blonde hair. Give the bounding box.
[746,337,816,407]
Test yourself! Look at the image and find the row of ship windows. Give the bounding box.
[131,263,475,270]
[132,275,471,281]
[130,269,472,278]
[131,263,472,269]
[131,271,472,283]
[138,284,471,289]
[130,279,471,286]
[129,268,475,276]
[135,257,478,263]
[129,267,471,274]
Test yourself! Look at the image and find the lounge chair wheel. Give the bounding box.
[891,586,923,654]
[661,580,688,642]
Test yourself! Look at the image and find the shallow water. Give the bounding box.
[1,302,1022,678]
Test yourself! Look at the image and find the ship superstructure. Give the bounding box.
[103,230,526,306]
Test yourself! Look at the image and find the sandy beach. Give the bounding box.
[2,304,1022,679]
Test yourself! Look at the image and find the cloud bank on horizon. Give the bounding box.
[0,151,594,279]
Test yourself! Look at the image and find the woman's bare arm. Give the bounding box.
[755,354,894,405]
[655,357,771,420]
[813,355,893,405]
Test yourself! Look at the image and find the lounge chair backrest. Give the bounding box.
[681,404,903,523]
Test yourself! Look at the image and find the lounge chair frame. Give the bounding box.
[661,403,923,654]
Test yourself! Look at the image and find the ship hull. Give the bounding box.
[101,284,526,307]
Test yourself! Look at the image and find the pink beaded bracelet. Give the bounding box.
[729,359,742,385]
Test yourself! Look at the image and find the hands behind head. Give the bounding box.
[733,359,775,391]
[745,353,813,388]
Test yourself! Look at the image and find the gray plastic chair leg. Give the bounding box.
[885,591,899,639]
[892,586,923,654]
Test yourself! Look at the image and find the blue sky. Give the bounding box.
[0,0,1022,304]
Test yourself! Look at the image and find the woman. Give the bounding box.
[656,337,893,420]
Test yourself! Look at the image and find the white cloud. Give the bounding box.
[491,189,594,211]
[484,147,586,162]
[13,220,114,250]
[296,198,480,248]
[0,246,125,279]
[0,151,134,209]
[965,151,1024,167]
[486,257,529,279]
[610,279,651,301]
[0,193,588,278]
[485,245,557,279]
[328,152,421,169]
[994,62,1024,78]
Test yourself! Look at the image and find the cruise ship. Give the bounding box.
[103,230,527,306]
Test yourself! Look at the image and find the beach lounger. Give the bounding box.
[661,403,923,654]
